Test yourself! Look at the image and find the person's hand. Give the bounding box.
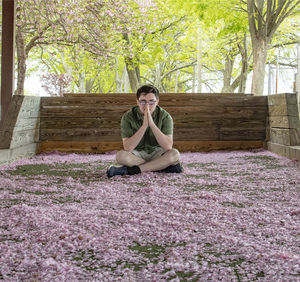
[142,105,149,128]
[146,104,155,128]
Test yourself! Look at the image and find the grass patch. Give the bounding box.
[221,202,246,208]
[239,155,286,170]
[6,162,105,183]
[13,189,58,195]
[167,270,197,281]
[0,235,23,243]
[70,249,102,271]
[185,162,217,168]
[184,174,211,179]
[8,164,53,176]
[241,156,278,161]
[52,196,81,204]
[0,198,26,208]
[134,182,148,187]
[129,243,166,261]
[256,271,265,278]
[184,184,218,191]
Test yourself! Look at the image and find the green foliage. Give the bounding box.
[19,0,298,94]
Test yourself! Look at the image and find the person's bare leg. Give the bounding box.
[139,148,180,172]
[116,150,146,166]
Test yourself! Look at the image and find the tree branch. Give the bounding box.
[161,60,196,80]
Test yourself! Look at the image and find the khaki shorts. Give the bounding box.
[132,147,165,161]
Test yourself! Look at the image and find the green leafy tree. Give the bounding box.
[167,0,251,93]
[169,0,299,95]
[75,0,193,92]
[245,0,300,95]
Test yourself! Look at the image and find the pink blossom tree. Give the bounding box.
[41,73,72,96]
[16,0,78,95]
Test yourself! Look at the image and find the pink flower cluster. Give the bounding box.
[0,150,299,280]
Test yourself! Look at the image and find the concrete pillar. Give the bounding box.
[0,0,15,127]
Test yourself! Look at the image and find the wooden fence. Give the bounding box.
[38,93,268,153]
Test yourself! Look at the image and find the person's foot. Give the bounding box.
[107,165,128,178]
[158,163,184,173]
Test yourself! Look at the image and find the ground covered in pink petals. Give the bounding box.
[0,150,299,281]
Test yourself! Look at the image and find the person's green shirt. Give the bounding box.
[121,106,173,154]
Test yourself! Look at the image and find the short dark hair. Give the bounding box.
[136,84,159,99]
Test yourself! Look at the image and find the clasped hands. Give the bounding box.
[142,104,155,128]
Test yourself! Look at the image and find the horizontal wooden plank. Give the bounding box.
[219,128,266,140]
[63,92,251,96]
[40,105,267,119]
[174,128,219,140]
[40,117,121,129]
[38,93,268,148]
[38,141,123,154]
[40,128,219,142]
[39,128,122,142]
[41,94,267,107]
[40,117,266,130]
[40,105,129,117]
[40,126,266,142]
[174,141,266,152]
[38,140,265,154]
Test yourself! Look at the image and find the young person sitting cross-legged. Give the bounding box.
[107,84,183,178]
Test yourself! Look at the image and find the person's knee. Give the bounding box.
[116,150,130,165]
[167,148,180,164]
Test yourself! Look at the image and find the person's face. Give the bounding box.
[137,93,158,115]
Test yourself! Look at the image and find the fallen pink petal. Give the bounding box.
[0,150,299,281]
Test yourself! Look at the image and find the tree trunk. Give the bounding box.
[238,67,248,93]
[125,58,139,93]
[251,38,267,95]
[174,70,179,93]
[196,31,202,93]
[115,57,122,92]
[121,66,130,93]
[78,72,85,92]
[238,34,248,93]
[86,79,95,93]
[122,33,140,93]
[15,27,26,95]
[154,63,163,92]
[221,55,234,93]
[192,65,196,93]
[246,0,299,95]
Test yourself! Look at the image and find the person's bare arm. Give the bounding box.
[122,109,148,152]
[147,105,173,151]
